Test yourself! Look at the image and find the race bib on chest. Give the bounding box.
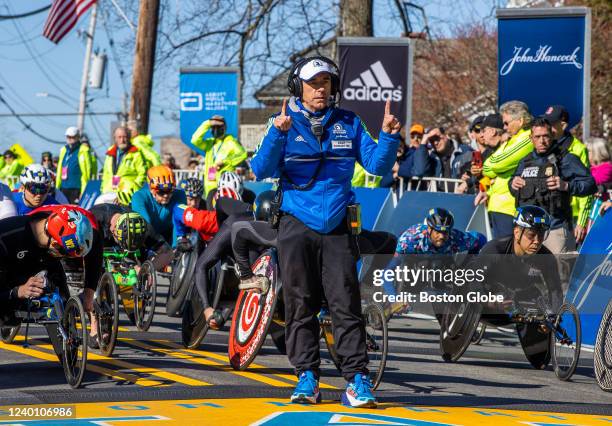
[332,140,352,150]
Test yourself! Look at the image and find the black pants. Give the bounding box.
[61,188,81,204]
[231,220,278,279]
[278,214,367,381]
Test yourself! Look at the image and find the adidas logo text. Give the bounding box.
[343,60,402,102]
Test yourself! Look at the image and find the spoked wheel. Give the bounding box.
[95,273,119,357]
[363,303,388,390]
[552,303,581,381]
[62,296,88,388]
[471,322,487,345]
[0,324,20,344]
[134,260,157,332]
[594,299,612,391]
[439,299,482,362]
[167,249,197,317]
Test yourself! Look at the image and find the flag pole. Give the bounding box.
[77,2,98,132]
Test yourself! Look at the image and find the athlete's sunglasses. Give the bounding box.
[25,183,51,195]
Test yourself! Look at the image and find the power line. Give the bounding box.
[0,111,122,117]
[0,5,51,20]
[0,92,64,144]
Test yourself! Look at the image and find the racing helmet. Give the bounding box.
[147,165,175,191]
[115,212,148,251]
[255,190,275,222]
[20,164,52,192]
[46,207,93,258]
[218,171,243,195]
[513,205,551,231]
[425,208,454,232]
[180,177,204,199]
[212,187,242,209]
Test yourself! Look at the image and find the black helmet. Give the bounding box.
[425,208,454,232]
[115,213,148,251]
[255,190,275,222]
[513,205,551,231]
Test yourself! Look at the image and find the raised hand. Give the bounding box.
[382,100,401,134]
[273,98,292,132]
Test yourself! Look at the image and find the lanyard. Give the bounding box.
[212,139,224,162]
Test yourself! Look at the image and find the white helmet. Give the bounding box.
[218,171,243,195]
[20,164,52,186]
[65,126,80,137]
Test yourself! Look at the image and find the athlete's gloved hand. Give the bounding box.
[177,237,193,252]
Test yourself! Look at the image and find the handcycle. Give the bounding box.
[93,248,158,356]
[439,284,581,381]
[227,248,389,390]
[0,270,88,388]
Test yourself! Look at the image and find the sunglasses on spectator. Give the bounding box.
[25,183,51,195]
[410,133,422,138]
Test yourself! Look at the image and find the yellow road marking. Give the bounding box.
[36,342,209,387]
[148,339,337,389]
[0,340,163,386]
[122,338,292,388]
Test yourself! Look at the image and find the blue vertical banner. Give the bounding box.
[496,8,591,134]
[179,67,240,155]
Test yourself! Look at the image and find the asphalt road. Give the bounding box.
[0,277,610,424]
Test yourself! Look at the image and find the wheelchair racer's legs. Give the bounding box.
[194,223,233,328]
[231,220,277,293]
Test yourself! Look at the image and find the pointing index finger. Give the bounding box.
[281,98,287,116]
[385,99,391,116]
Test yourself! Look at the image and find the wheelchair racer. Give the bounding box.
[173,178,219,249]
[477,205,563,311]
[380,208,487,311]
[0,207,93,325]
[14,164,59,215]
[205,171,256,209]
[131,165,186,245]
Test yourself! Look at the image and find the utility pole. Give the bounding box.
[77,3,98,132]
[129,0,160,135]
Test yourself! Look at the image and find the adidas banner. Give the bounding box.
[496,7,591,134]
[338,38,413,135]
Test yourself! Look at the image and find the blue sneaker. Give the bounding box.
[342,373,377,408]
[290,370,321,404]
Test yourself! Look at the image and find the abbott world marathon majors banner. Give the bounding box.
[497,7,591,135]
[179,67,240,155]
[338,38,413,136]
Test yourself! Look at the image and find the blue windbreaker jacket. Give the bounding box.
[251,97,399,233]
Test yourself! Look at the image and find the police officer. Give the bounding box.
[251,56,400,408]
[509,117,596,253]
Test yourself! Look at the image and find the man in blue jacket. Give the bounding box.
[251,56,400,408]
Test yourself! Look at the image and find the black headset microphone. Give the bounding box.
[287,56,341,105]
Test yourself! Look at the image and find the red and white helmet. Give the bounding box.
[218,171,243,195]
[215,186,242,202]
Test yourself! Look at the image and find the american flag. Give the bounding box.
[43,0,97,44]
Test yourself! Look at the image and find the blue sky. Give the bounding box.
[0,0,503,163]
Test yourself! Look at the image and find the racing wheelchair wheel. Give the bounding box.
[228,250,280,370]
[0,325,20,344]
[134,260,157,332]
[595,299,612,391]
[62,296,88,388]
[471,322,487,345]
[95,272,119,357]
[363,303,388,390]
[439,297,482,362]
[551,303,581,381]
[167,249,197,317]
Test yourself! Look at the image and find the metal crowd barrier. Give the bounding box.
[391,176,464,206]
